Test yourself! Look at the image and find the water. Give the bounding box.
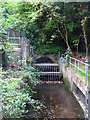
[33,82,84,119]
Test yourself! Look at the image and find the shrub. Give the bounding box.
[0,64,39,118]
[36,44,65,55]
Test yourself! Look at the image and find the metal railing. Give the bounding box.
[59,53,90,119]
[60,55,90,85]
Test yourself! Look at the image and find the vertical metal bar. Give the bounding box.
[51,73,52,82]
[78,60,79,75]
[50,66,51,81]
[85,64,88,119]
[59,73,60,82]
[44,73,45,81]
[21,37,23,65]
[13,31,15,44]
[25,42,26,65]
[75,59,76,73]
[56,73,58,82]
[56,66,57,72]
[19,33,20,47]
[54,66,55,72]
[50,73,51,81]
[88,86,90,120]
[59,65,61,73]
[55,73,57,82]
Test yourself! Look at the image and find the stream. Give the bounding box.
[32,82,84,119]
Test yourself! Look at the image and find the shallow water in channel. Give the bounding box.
[32,82,84,119]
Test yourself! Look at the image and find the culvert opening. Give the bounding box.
[34,57,63,82]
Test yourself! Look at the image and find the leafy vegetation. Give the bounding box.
[0,64,39,118]
[1,2,90,58]
[36,44,65,55]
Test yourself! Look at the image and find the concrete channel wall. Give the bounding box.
[61,63,90,119]
[61,64,86,96]
[61,64,85,111]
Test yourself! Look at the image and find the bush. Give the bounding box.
[36,44,65,55]
[2,49,9,68]
[0,64,39,118]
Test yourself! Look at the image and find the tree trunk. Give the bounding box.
[66,41,73,55]
[77,45,79,58]
[86,46,88,60]
[82,17,88,60]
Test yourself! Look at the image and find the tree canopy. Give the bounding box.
[1,2,90,57]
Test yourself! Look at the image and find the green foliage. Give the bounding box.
[2,49,9,67]
[0,64,39,118]
[26,56,33,65]
[73,39,79,47]
[1,2,89,54]
[2,39,15,68]
[36,44,65,55]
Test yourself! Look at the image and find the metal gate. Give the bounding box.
[34,63,63,82]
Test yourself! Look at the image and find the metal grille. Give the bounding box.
[34,63,63,82]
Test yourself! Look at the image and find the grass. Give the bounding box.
[70,64,90,85]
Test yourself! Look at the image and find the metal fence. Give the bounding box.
[59,53,90,119]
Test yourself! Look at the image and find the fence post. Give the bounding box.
[21,37,23,65]
[19,33,21,47]
[75,59,76,73]
[85,64,88,119]
[88,85,90,120]
[59,55,61,73]
[25,43,26,65]
[78,60,79,75]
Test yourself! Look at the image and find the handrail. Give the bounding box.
[70,57,89,66]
